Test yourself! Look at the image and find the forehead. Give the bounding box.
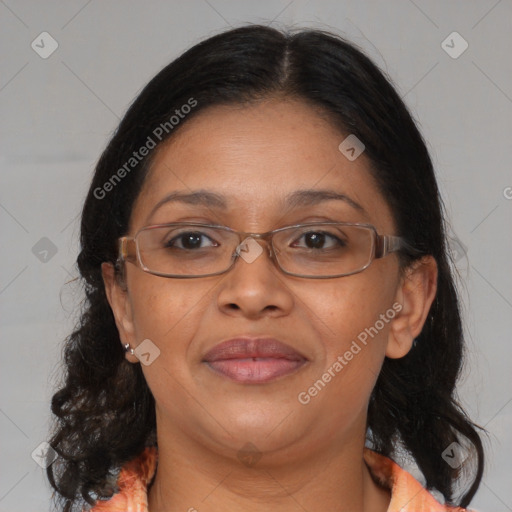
[129,98,394,232]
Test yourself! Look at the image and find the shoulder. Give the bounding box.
[86,446,157,511]
[364,448,478,512]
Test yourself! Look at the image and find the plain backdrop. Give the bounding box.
[1,1,511,511]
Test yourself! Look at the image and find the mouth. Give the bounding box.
[202,337,308,383]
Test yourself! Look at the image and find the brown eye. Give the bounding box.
[165,231,217,250]
[290,230,347,250]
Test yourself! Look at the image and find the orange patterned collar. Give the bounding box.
[88,446,471,511]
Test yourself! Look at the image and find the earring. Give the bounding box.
[124,343,135,355]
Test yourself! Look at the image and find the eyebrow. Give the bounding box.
[147,188,366,220]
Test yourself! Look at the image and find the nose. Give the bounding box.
[217,237,293,318]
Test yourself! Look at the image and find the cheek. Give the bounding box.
[316,270,397,345]
[128,278,208,404]
[296,281,395,435]
[307,266,399,390]
[128,276,206,346]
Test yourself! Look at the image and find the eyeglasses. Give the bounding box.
[116,222,415,279]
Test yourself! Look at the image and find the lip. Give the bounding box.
[202,337,308,383]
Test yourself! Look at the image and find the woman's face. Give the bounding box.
[105,98,422,464]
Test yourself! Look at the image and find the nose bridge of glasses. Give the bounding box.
[234,231,274,261]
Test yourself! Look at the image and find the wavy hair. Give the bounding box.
[47,24,485,511]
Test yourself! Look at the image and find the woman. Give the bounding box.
[47,25,485,512]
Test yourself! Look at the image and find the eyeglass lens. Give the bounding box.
[135,224,375,277]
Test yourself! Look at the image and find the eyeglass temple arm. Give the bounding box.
[117,237,137,266]
[375,235,417,259]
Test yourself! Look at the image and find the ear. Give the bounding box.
[101,262,139,364]
[386,256,438,359]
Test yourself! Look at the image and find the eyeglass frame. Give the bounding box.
[116,221,417,279]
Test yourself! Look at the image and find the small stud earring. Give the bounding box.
[123,343,135,355]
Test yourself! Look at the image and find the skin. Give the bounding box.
[102,97,437,512]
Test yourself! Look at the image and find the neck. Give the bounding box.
[147,424,390,512]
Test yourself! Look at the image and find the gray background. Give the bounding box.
[1,1,511,511]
